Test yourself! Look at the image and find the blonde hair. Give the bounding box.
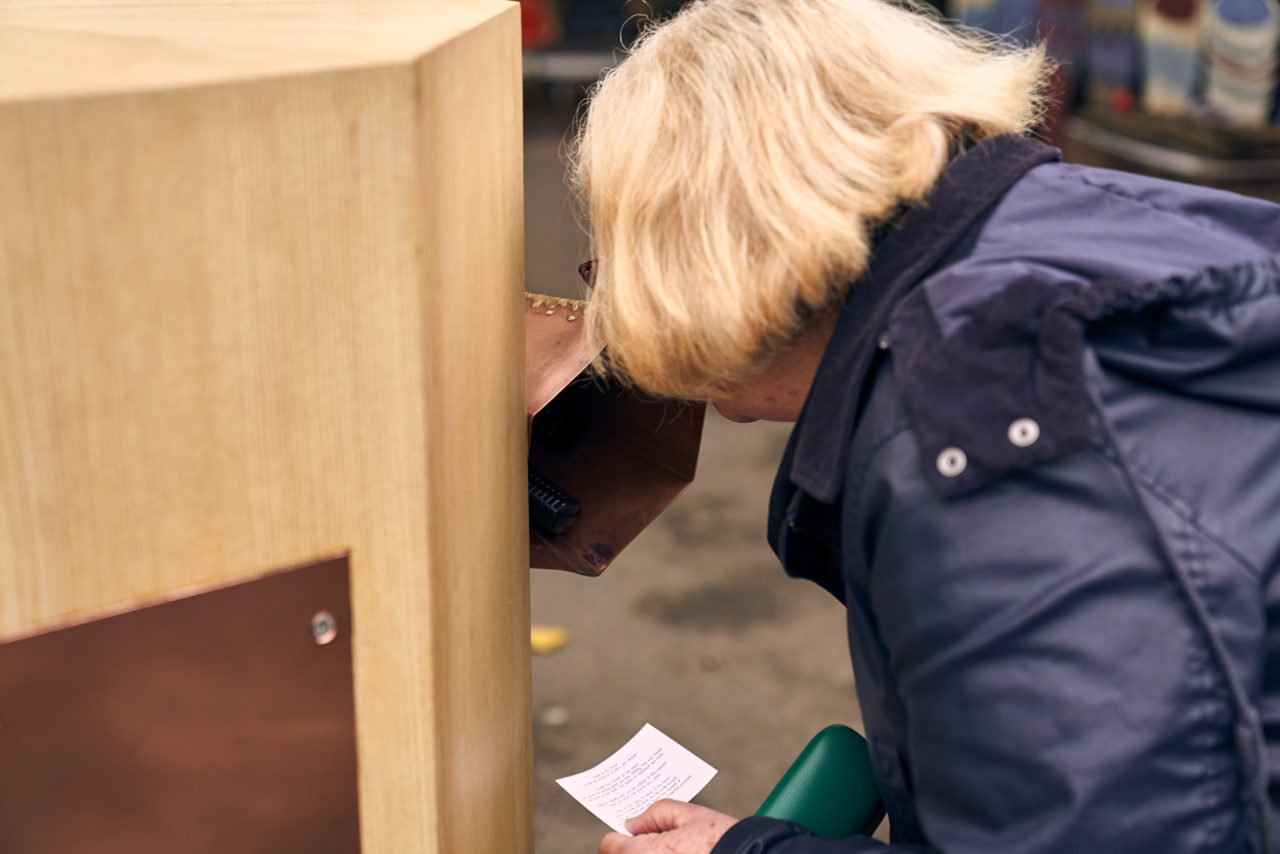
[569,0,1051,399]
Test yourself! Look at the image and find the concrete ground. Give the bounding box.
[523,96,872,853]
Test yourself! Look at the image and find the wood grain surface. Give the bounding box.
[0,3,531,852]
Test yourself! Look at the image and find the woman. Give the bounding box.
[570,0,1280,852]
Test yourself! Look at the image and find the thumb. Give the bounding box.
[624,799,695,835]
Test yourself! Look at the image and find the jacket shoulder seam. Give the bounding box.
[1067,170,1257,245]
[1094,427,1262,580]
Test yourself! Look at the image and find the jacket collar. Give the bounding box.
[785,134,1061,503]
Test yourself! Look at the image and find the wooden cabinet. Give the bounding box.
[0,3,530,852]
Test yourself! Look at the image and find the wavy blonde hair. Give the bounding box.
[569,0,1051,399]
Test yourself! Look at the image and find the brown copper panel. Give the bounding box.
[525,293,598,417]
[525,293,706,575]
[529,378,705,575]
[0,555,360,854]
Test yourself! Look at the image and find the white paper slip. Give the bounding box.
[556,723,718,835]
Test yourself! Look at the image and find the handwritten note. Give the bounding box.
[556,723,718,835]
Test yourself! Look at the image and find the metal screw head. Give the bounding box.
[1007,417,1041,448]
[936,446,968,477]
[311,611,338,645]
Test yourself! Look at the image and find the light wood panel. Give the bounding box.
[0,2,510,101]
[0,3,530,853]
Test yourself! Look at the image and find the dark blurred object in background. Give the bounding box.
[519,0,1280,201]
[518,0,681,52]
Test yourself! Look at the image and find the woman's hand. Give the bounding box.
[598,800,737,854]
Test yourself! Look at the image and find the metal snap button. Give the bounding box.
[936,447,967,477]
[1007,418,1040,448]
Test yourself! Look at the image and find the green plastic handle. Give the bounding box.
[754,724,885,838]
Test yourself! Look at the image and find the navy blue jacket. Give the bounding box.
[712,135,1280,853]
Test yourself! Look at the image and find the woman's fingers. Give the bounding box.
[624,798,697,835]
[598,800,738,854]
[598,830,631,854]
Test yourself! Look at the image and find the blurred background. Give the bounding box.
[521,0,1280,849]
